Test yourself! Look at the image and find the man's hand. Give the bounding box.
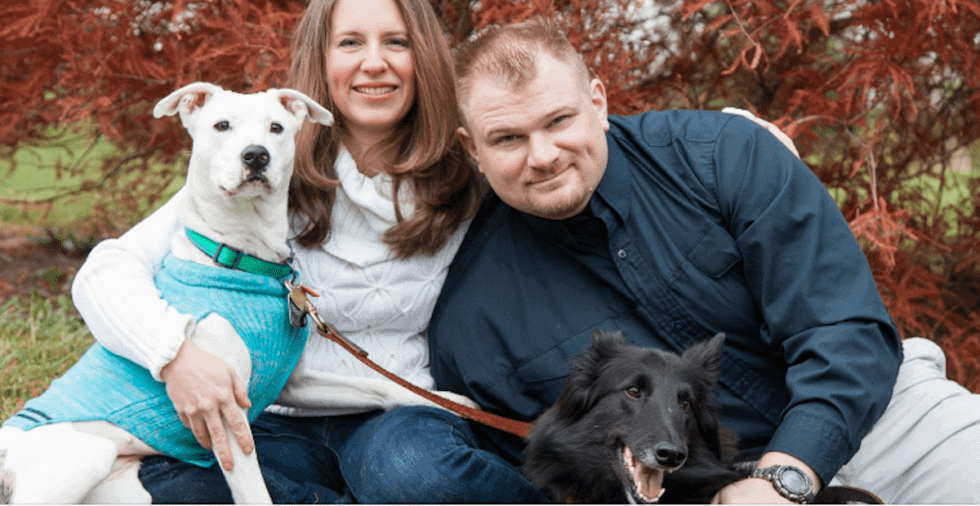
[712,451,821,504]
[160,340,253,471]
[712,477,794,504]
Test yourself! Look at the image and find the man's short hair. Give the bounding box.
[454,17,591,123]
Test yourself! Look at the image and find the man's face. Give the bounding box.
[458,54,610,220]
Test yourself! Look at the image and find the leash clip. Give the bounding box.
[284,279,369,357]
[285,278,313,329]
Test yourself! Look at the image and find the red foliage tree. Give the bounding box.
[2,0,978,390]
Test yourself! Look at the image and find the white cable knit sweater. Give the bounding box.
[72,147,472,417]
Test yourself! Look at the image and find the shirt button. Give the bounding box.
[617,249,627,258]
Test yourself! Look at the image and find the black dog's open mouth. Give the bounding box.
[620,445,666,504]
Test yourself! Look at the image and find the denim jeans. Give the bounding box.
[138,405,549,503]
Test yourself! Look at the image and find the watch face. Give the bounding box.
[778,467,809,495]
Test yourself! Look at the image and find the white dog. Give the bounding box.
[0,83,332,503]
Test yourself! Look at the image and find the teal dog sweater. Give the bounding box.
[3,253,306,467]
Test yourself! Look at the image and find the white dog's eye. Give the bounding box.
[270,122,284,134]
[214,121,230,132]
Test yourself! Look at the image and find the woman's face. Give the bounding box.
[327,0,416,145]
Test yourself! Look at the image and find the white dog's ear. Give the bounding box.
[153,82,224,119]
[273,89,334,127]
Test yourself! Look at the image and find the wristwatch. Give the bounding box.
[751,465,815,503]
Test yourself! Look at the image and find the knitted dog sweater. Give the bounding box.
[3,253,305,467]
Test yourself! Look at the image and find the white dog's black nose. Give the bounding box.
[242,145,270,175]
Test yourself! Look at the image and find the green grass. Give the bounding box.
[1,130,185,228]
[0,131,113,225]
[0,293,94,421]
[898,169,974,236]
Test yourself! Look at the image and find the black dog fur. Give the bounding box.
[522,330,743,503]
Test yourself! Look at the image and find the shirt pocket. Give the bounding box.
[669,221,759,344]
[516,319,624,405]
[686,224,740,279]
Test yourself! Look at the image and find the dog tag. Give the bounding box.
[285,280,319,328]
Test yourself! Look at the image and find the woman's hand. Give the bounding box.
[721,107,801,158]
[160,340,254,471]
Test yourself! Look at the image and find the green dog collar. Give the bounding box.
[185,228,294,281]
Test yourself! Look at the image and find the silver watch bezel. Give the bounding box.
[751,465,815,504]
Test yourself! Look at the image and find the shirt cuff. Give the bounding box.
[765,407,855,486]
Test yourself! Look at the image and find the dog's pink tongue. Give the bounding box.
[624,446,665,503]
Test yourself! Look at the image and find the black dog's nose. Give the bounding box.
[654,442,687,468]
[241,145,270,173]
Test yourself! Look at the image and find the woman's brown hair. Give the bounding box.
[286,0,482,258]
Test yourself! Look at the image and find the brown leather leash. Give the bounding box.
[286,280,533,439]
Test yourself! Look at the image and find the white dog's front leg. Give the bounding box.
[190,314,272,504]
[221,406,272,504]
[0,424,117,504]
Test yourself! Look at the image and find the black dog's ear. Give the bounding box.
[590,329,627,358]
[681,332,725,380]
[552,330,624,419]
[552,358,598,420]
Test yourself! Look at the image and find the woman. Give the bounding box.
[71,0,548,501]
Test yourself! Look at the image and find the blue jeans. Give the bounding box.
[138,406,549,503]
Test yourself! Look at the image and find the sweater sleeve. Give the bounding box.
[71,188,194,381]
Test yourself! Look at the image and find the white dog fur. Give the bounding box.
[0,83,332,503]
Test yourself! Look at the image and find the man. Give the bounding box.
[429,17,980,503]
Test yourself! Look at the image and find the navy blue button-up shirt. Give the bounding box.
[429,110,902,484]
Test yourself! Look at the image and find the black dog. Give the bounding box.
[522,330,884,504]
[523,330,741,503]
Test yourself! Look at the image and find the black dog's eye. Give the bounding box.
[270,122,283,134]
[625,386,642,398]
[678,391,693,410]
[678,396,692,410]
[214,121,230,132]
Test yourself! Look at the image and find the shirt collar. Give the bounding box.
[590,129,632,224]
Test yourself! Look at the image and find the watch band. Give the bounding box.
[751,465,815,504]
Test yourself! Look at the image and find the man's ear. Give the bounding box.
[589,78,610,132]
[457,126,482,171]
